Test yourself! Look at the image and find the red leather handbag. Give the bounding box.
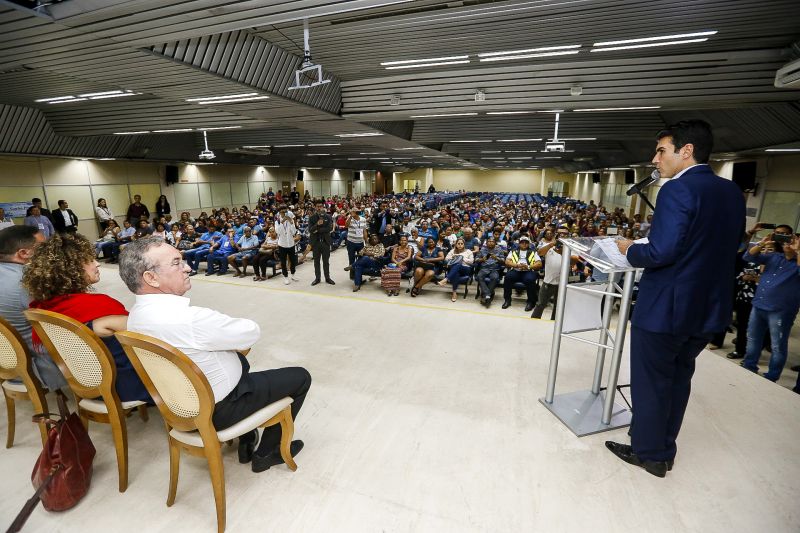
[6,393,95,532]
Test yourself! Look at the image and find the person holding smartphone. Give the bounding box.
[740,224,800,381]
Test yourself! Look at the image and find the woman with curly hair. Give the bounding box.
[23,233,151,403]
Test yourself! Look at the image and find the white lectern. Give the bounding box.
[539,237,638,436]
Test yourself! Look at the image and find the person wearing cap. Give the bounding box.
[502,237,542,311]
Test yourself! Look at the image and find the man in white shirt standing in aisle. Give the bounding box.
[119,236,311,473]
[531,228,575,320]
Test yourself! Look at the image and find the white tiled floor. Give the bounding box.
[2,248,798,533]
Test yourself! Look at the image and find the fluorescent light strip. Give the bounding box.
[594,31,717,47]
[480,50,580,62]
[35,96,77,102]
[113,131,149,135]
[336,132,384,137]
[381,55,469,66]
[410,113,478,118]
[385,60,470,70]
[486,111,533,115]
[48,98,88,104]
[574,106,661,112]
[539,156,562,159]
[87,93,138,100]
[497,138,542,142]
[394,147,420,150]
[197,96,270,104]
[591,38,709,52]
[308,143,340,146]
[79,90,124,97]
[765,148,800,152]
[199,126,242,131]
[274,144,304,147]
[478,45,580,58]
[186,93,259,102]
[481,150,502,153]
[360,152,382,155]
[153,129,193,133]
[242,145,271,149]
[549,137,596,141]
[450,140,491,143]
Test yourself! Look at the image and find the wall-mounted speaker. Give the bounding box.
[732,161,757,192]
[296,170,304,181]
[592,172,601,184]
[624,169,636,184]
[352,171,360,181]
[165,164,179,186]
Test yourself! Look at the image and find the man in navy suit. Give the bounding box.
[606,120,745,477]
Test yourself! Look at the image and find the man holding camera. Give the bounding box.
[308,199,334,285]
[740,224,800,381]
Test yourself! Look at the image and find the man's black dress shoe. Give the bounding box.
[252,440,304,473]
[524,302,535,312]
[605,441,668,478]
[238,429,258,464]
[311,279,321,286]
[726,351,743,359]
[502,300,511,309]
[325,278,335,285]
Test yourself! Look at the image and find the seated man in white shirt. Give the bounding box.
[118,236,311,473]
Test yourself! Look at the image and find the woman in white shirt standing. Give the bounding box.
[95,198,114,232]
[438,238,475,302]
[274,204,300,285]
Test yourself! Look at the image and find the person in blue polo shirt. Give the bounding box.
[206,229,238,275]
[185,223,222,275]
[740,225,800,381]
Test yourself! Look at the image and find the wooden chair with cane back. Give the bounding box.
[0,316,49,448]
[23,308,148,492]
[114,330,297,533]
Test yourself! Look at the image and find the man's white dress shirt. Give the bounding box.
[127,293,260,402]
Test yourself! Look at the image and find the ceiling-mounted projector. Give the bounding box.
[288,18,331,91]
[544,141,566,152]
[199,130,216,160]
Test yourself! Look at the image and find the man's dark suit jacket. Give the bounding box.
[371,209,394,234]
[308,212,333,244]
[627,164,745,336]
[52,208,79,232]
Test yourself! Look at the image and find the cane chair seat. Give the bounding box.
[79,397,148,414]
[1,381,27,393]
[169,396,293,447]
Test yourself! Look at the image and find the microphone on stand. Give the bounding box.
[626,170,660,196]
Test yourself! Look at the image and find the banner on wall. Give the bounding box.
[0,201,31,218]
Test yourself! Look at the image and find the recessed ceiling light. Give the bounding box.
[198,126,243,130]
[410,112,478,118]
[574,106,661,112]
[486,111,533,115]
[336,132,384,137]
[593,31,717,48]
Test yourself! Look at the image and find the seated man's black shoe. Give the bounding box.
[726,351,743,359]
[252,440,304,473]
[502,300,512,309]
[524,302,535,312]
[238,429,258,464]
[605,441,668,478]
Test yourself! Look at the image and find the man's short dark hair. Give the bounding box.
[0,225,40,260]
[31,198,41,204]
[656,119,714,164]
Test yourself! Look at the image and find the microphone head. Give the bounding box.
[651,169,661,180]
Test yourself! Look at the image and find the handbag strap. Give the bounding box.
[5,465,62,533]
[55,391,70,419]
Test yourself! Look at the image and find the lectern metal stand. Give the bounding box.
[539,237,637,437]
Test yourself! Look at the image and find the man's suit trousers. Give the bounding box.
[312,240,331,281]
[629,326,710,462]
